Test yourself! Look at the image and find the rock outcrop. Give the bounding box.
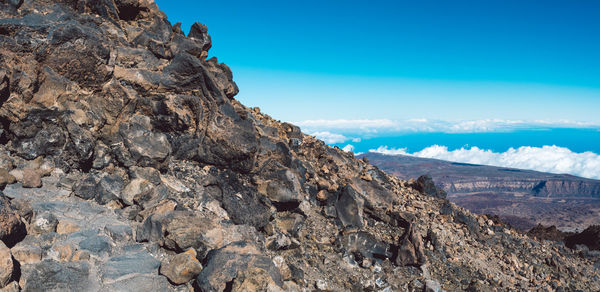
[0,1,599,291]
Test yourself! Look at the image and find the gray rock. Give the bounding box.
[120,116,171,166]
[101,252,161,282]
[72,174,98,200]
[95,174,124,205]
[78,235,111,255]
[104,224,133,242]
[104,274,171,292]
[120,178,153,206]
[19,260,92,292]
[30,212,58,234]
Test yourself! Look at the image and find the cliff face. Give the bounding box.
[362,153,600,198]
[362,153,600,231]
[0,1,599,291]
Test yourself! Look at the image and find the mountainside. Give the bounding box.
[0,1,599,291]
[361,152,600,231]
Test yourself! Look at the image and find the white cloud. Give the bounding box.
[370,145,600,180]
[309,131,349,144]
[294,118,600,136]
[342,144,355,152]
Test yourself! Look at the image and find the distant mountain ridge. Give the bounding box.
[360,152,600,231]
[360,152,600,197]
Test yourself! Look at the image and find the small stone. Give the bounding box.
[272,256,292,281]
[316,279,328,291]
[0,241,13,288]
[7,170,23,183]
[71,250,90,262]
[424,279,442,292]
[160,248,203,285]
[49,243,76,261]
[104,224,133,242]
[121,178,153,206]
[0,169,16,189]
[56,220,81,234]
[316,190,328,201]
[72,174,98,200]
[30,212,59,235]
[95,174,124,205]
[10,242,42,264]
[0,195,27,247]
[22,169,42,188]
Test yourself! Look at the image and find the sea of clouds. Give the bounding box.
[368,145,600,180]
[297,118,600,180]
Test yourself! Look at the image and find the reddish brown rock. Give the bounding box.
[159,248,203,284]
[21,169,42,188]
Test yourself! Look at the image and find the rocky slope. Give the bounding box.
[361,153,600,231]
[0,1,599,291]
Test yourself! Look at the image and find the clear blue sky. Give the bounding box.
[155,0,600,123]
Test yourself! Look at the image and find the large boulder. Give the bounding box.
[19,260,91,291]
[136,211,258,254]
[196,242,283,292]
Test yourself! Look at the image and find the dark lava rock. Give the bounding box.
[19,260,91,291]
[527,224,568,242]
[72,174,99,200]
[196,241,283,292]
[335,185,364,228]
[394,220,426,266]
[95,174,124,205]
[565,225,600,250]
[218,171,272,229]
[413,175,447,199]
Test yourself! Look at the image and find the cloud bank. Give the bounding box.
[296,118,600,140]
[371,145,600,180]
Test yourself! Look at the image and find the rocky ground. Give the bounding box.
[1,0,600,291]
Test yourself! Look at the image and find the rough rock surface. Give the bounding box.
[0,1,598,291]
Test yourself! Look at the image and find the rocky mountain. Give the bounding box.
[0,1,599,291]
[360,152,600,231]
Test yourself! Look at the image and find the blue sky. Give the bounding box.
[156,0,600,122]
[155,0,600,179]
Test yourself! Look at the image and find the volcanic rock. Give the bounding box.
[0,241,13,288]
[159,248,203,285]
[0,1,598,291]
